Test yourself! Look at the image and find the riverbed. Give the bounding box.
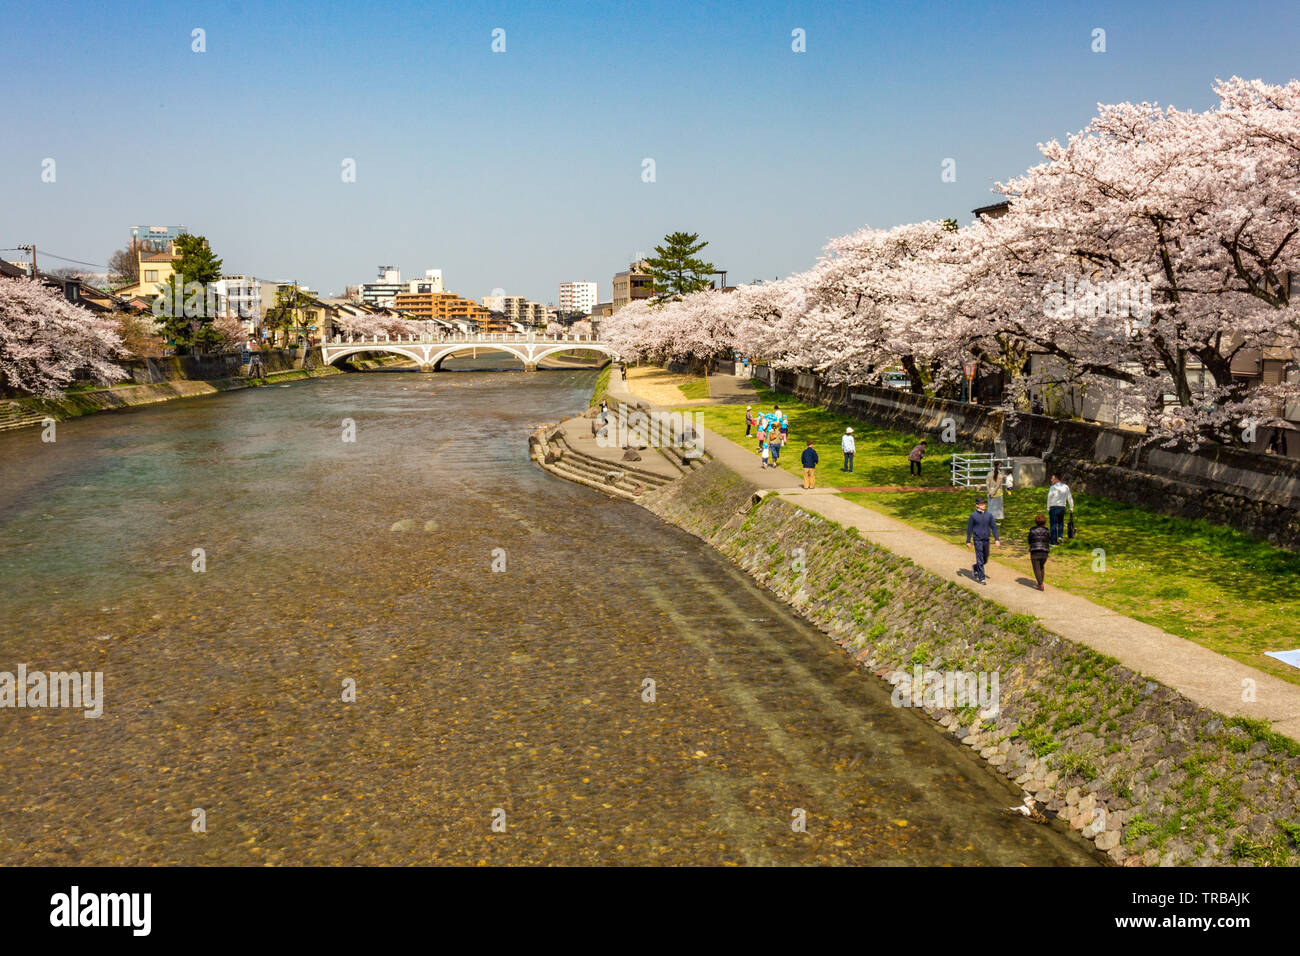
[0,367,1096,865]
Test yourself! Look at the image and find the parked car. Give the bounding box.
[881,369,911,389]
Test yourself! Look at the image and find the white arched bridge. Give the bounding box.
[320,331,618,372]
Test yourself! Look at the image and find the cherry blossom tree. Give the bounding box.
[211,316,249,352]
[332,311,429,338]
[969,76,1300,442]
[0,277,126,396]
[596,76,1300,446]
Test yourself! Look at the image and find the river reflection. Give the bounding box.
[0,368,1096,865]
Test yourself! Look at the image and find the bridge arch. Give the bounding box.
[527,343,619,366]
[427,342,531,370]
[320,344,429,367]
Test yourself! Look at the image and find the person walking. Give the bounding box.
[745,405,754,437]
[801,440,819,489]
[1028,513,1051,591]
[599,399,609,424]
[770,427,784,464]
[841,427,856,472]
[779,411,789,445]
[908,441,926,477]
[756,416,767,452]
[965,498,1002,585]
[760,440,771,469]
[1046,473,1075,545]
[984,460,1006,520]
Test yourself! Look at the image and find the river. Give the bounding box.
[0,365,1097,865]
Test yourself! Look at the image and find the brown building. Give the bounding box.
[392,290,490,329]
[612,261,653,313]
[480,312,520,333]
[972,201,1011,220]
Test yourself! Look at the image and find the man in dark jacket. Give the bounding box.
[965,498,1001,584]
[1027,513,1051,590]
[801,441,819,489]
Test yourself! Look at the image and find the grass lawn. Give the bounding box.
[685,382,980,489]
[589,362,612,408]
[678,375,711,400]
[681,382,1300,687]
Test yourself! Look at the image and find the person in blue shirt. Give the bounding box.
[965,497,1002,584]
[800,440,819,488]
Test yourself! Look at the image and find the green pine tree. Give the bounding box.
[263,285,313,347]
[644,231,717,303]
[158,234,224,353]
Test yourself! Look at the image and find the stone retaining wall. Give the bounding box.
[642,461,1300,866]
[3,365,342,430]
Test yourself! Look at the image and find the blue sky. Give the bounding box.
[3,0,1297,303]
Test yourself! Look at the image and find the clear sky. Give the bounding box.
[3,0,1297,303]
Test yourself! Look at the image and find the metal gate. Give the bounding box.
[951,453,1012,488]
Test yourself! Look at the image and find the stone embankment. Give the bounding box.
[640,460,1300,867]
[0,366,343,432]
[531,407,708,500]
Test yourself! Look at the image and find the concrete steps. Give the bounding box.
[544,458,643,500]
[654,443,710,475]
[533,424,679,500]
[554,434,676,489]
[0,401,49,432]
[550,444,671,497]
[533,411,713,499]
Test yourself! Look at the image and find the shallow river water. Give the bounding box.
[0,366,1097,865]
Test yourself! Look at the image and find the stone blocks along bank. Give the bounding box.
[642,462,1300,867]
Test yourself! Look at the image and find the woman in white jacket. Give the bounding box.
[841,427,856,473]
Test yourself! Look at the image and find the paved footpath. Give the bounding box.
[609,367,1300,741]
[704,370,759,404]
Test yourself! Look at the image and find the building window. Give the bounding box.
[145,270,158,282]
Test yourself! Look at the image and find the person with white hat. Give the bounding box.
[841,427,856,473]
[744,405,754,437]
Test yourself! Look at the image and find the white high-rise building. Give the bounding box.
[406,269,443,294]
[558,281,598,315]
[360,265,404,307]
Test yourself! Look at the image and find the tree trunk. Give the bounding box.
[902,354,925,394]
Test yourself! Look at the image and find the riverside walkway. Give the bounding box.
[606,367,1300,741]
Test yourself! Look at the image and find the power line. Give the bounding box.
[1,247,108,270]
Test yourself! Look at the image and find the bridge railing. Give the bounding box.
[323,332,604,346]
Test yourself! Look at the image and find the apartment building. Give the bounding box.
[482,294,548,327]
[405,269,444,294]
[210,276,281,333]
[394,289,490,329]
[558,281,598,315]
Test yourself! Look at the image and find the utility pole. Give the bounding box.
[17,244,36,276]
